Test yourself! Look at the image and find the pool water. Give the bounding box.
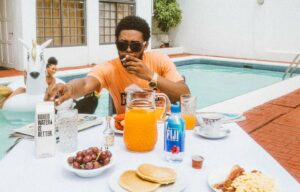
[178,64,283,107]
[0,62,285,159]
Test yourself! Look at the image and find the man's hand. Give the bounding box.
[123,55,153,81]
[44,83,72,106]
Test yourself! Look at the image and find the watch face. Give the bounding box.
[149,81,156,87]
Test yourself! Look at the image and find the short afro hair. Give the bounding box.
[46,57,58,68]
[115,15,150,42]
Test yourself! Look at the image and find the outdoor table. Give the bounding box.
[0,119,299,192]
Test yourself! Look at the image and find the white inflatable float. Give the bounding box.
[2,39,72,122]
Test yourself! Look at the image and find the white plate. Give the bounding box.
[193,126,230,139]
[207,166,233,192]
[111,116,124,135]
[109,169,188,192]
[63,152,116,178]
[207,166,280,192]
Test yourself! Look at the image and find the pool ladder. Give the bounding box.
[282,53,300,79]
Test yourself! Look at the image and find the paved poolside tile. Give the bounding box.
[250,122,300,182]
[0,69,23,77]
[238,103,291,133]
[239,87,300,182]
[273,107,300,129]
[270,89,300,108]
[0,65,94,79]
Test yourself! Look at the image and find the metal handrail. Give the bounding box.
[282,53,300,79]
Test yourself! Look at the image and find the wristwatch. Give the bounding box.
[149,72,158,89]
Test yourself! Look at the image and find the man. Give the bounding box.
[46,57,58,86]
[45,15,190,114]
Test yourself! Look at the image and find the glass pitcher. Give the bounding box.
[124,89,167,152]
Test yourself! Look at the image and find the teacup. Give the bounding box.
[197,112,223,136]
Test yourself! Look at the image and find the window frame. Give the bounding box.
[99,0,136,45]
[36,0,87,47]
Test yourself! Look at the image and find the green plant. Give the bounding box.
[154,0,182,33]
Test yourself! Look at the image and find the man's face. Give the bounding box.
[47,64,57,76]
[116,30,148,60]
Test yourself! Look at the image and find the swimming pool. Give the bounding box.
[0,58,296,159]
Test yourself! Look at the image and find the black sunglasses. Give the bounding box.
[115,41,145,52]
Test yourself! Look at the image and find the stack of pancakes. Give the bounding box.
[119,163,177,192]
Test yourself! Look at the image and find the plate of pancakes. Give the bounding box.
[109,163,188,192]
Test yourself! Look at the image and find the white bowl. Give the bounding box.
[63,152,116,178]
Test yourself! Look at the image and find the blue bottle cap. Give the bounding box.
[170,104,180,113]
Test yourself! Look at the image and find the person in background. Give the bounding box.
[45,15,190,114]
[1,57,58,109]
[46,57,58,86]
[73,91,99,114]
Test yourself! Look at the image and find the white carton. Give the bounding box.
[35,102,56,158]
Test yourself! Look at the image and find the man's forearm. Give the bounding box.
[157,76,190,103]
[67,76,100,99]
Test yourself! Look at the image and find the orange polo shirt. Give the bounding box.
[88,51,183,114]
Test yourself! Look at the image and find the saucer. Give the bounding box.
[194,126,230,139]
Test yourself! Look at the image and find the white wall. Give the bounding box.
[170,0,300,62]
[14,0,152,70]
[13,0,37,70]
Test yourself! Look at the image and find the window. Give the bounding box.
[99,0,135,44]
[36,0,86,47]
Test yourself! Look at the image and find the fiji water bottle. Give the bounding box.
[164,104,185,162]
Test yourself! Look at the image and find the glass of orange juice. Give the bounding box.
[154,95,168,122]
[180,94,197,130]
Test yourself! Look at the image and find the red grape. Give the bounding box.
[73,161,81,169]
[92,154,97,160]
[92,147,99,153]
[85,162,93,170]
[75,156,83,164]
[83,155,92,163]
[100,151,107,159]
[67,157,74,164]
[106,150,112,158]
[76,151,83,157]
[86,149,93,155]
[82,150,88,156]
[93,161,101,169]
[103,157,110,165]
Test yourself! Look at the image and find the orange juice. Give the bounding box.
[124,107,157,152]
[182,114,196,130]
[155,107,165,121]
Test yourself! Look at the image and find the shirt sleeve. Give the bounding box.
[87,63,110,92]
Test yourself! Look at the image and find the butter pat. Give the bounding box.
[35,102,56,158]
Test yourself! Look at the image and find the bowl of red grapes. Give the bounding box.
[64,146,114,177]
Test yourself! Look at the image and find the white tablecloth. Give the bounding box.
[0,120,299,192]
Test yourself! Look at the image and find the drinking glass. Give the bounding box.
[155,95,167,122]
[56,109,78,153]
[180,94,197,130]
